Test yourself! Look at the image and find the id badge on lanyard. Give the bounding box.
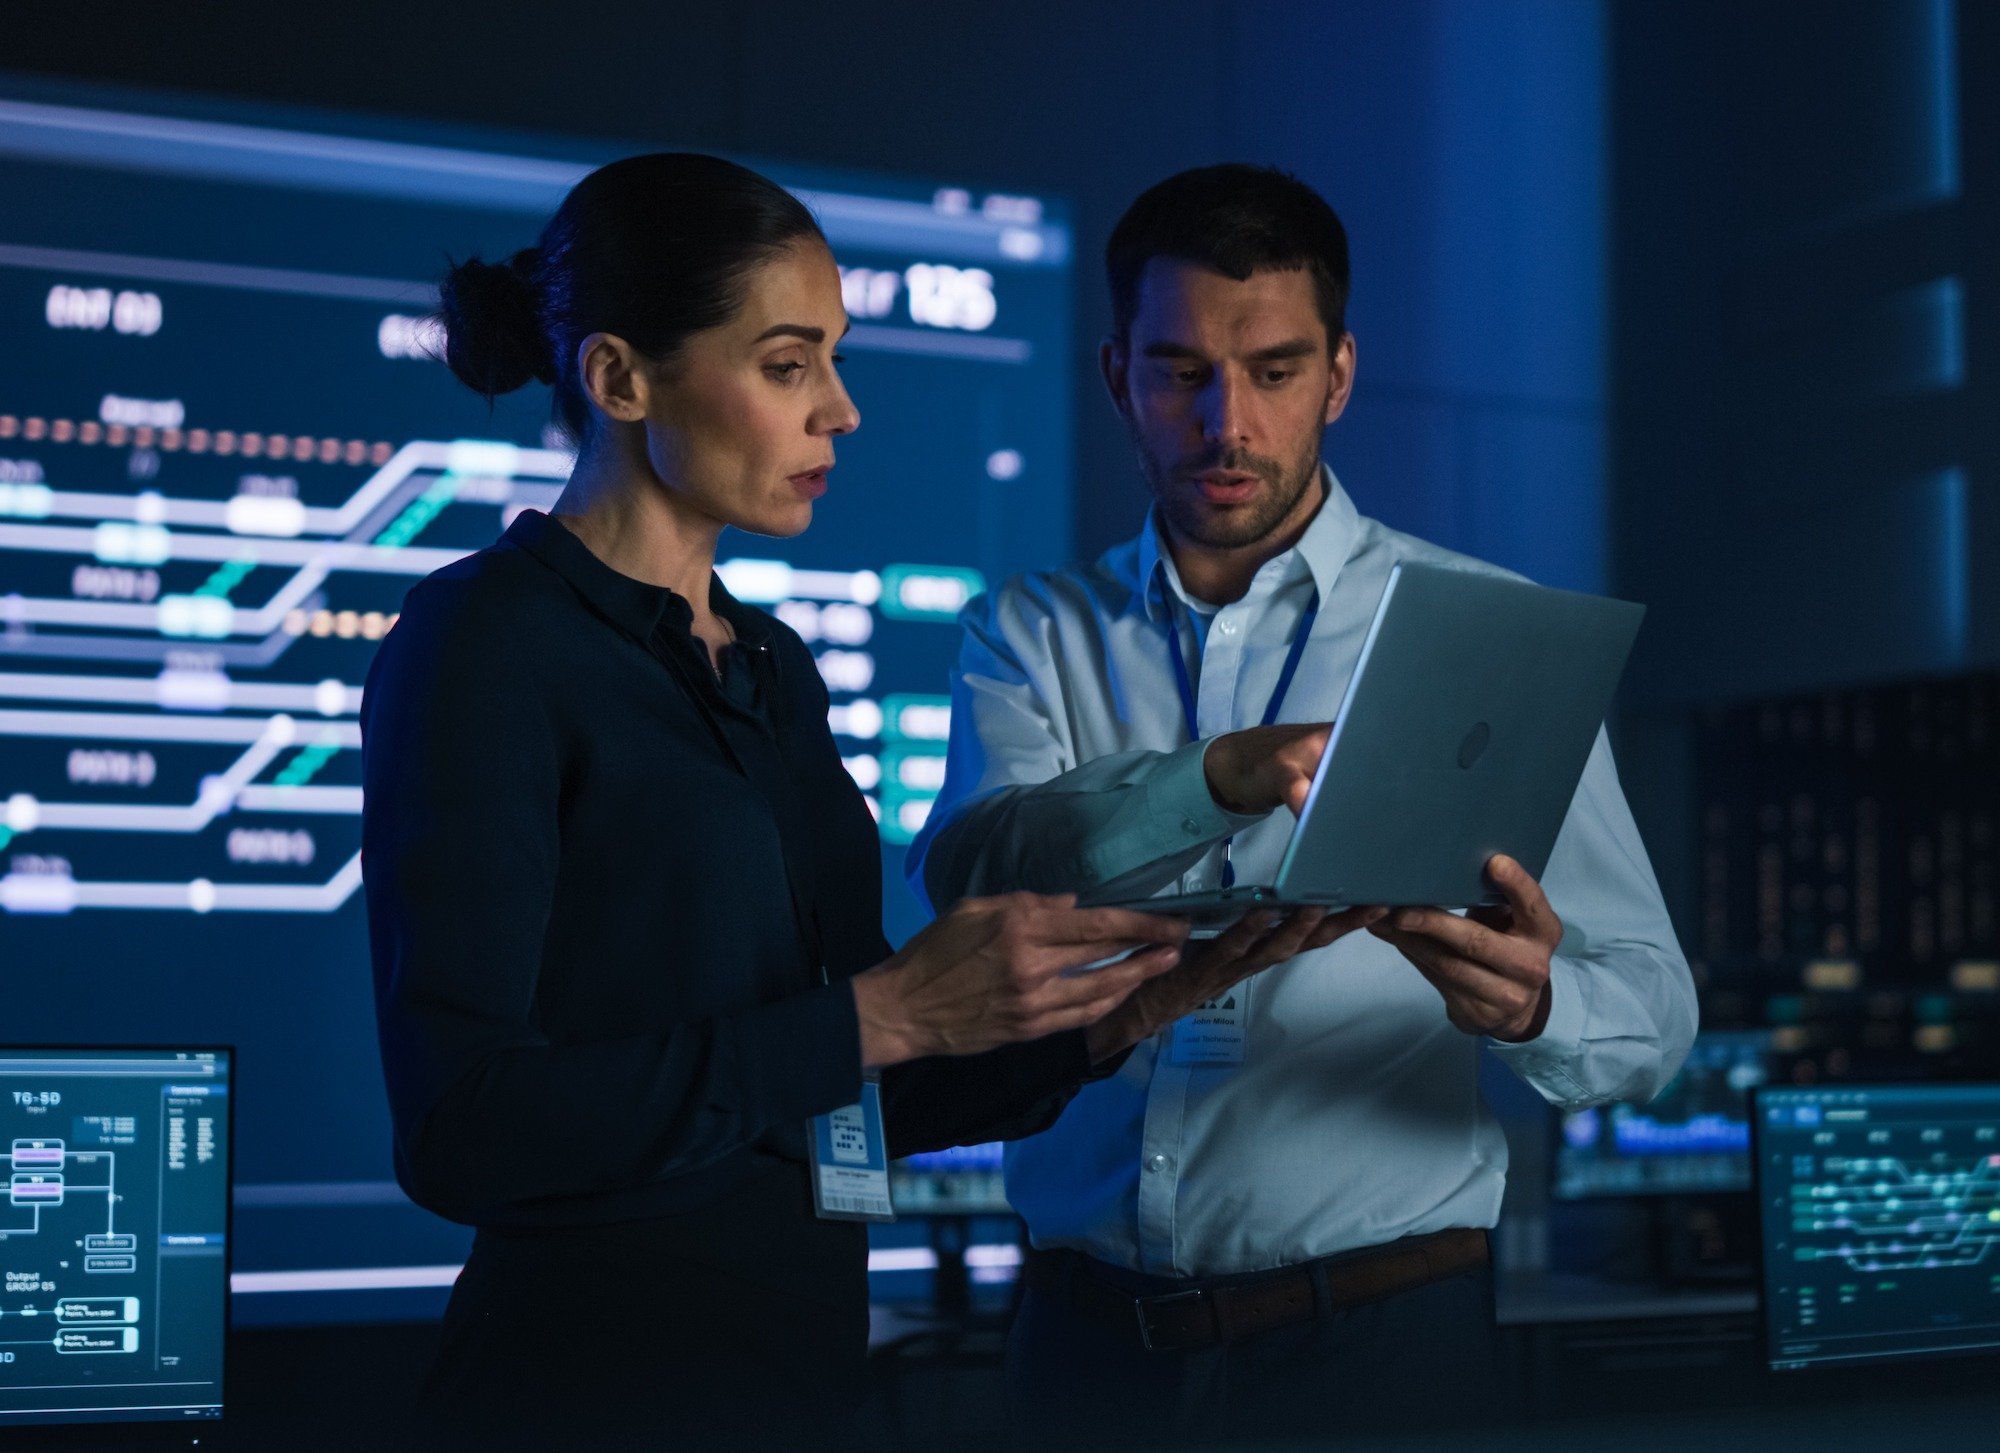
[1170,985,1251,1065]
[810,1076,895,1222]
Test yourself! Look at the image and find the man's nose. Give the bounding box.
[1200,373,1252,448]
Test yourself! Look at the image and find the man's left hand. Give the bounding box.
[1367,854,1562,1043]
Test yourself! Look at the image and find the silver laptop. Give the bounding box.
[1083,561,1644,926]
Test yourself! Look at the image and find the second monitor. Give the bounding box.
[1555,1029,1772,1199]
[1756,1081,2000,1371]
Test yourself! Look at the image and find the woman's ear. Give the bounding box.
[577,332,652,425]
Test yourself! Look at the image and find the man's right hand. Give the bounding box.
[851,894,1190,1069]
[1203,722,1332,815]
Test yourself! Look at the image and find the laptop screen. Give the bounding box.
[0,1048,230,1431]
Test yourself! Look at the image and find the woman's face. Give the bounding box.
[639,239,859,538]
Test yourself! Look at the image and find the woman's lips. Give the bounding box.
[789,469,829,500]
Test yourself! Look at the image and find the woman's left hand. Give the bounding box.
[1084,903,1386,1063]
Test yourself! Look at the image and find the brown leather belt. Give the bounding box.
[1024,1227,1489,1352]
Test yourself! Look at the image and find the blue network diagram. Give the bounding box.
[0,81,1073,1322]
[0,1049,230,1430]
[1759,1084,2000,1370]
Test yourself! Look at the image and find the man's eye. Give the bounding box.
[1262,370,1295,384]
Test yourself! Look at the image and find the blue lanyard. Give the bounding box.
[1163,590,1320,886]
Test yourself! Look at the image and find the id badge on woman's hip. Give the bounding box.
[810,1077,895,1222]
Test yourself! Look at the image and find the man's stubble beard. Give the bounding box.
[1139,424,1326,552]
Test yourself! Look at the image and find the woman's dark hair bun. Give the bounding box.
[437,247,554,399]
[435,154,824,441]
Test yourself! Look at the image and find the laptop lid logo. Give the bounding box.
[1457,722,1491,770]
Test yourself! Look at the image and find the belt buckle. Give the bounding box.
[1134,1287,1203,1352]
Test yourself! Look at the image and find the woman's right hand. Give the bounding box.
[850,893,1190,1069]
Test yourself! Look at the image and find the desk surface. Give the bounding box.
[869,1267,1763,1344]
[1496,1269,1758,1325]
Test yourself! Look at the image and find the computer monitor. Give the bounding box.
[1755,1081,2000,1371]
[0,1047,231,1435]
[1554,1029,1771,1198]
[889,1141,1010,1216]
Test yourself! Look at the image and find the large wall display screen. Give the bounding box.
[0,81,1073,1322]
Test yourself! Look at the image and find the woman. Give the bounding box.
[359,153,1188,1448]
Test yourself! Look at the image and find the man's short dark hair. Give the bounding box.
[1106,164,1350,346]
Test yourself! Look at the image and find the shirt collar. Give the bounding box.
[1136,464,1362,623]
[506,508,772,649]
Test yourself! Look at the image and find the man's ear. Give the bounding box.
[577,332,652,426]
[1099,334,1133,420]
[1323,331,1356,427]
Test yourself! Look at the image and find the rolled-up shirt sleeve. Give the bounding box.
[909,585,1261,913]
[1485,727,1700,1108]
[361,580,862,1225]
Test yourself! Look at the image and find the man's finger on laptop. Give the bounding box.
[1376,916,1546,1007]
[1215,910,1282,950]
[1244,913,1326,969]
[1380,906,1516,969]
[1396,942,1523,1017]
[1266,906,1328,947]
[1487,855,1560,937]
[1302,903,1388,948]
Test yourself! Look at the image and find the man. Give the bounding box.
[907,165,1697,1446]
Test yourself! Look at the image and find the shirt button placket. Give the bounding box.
[1198,606,1245,887]
[1135,1038,1189,1275]
[1199,609,1242,739]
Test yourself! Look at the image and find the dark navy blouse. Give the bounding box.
[360,509,1092,1233]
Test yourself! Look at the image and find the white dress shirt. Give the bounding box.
[907,469,1697,1278]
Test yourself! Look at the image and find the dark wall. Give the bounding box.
[1613,0,1978,709]
[6,0,1612,581]
[1608,0,1995,939]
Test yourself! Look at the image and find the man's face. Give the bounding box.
[1104,259,1354,550]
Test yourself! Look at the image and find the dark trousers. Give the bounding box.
[408,1165,870,1452]
[1007,1244,1509,1449]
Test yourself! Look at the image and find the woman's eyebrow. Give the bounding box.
[752,323,827,343]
